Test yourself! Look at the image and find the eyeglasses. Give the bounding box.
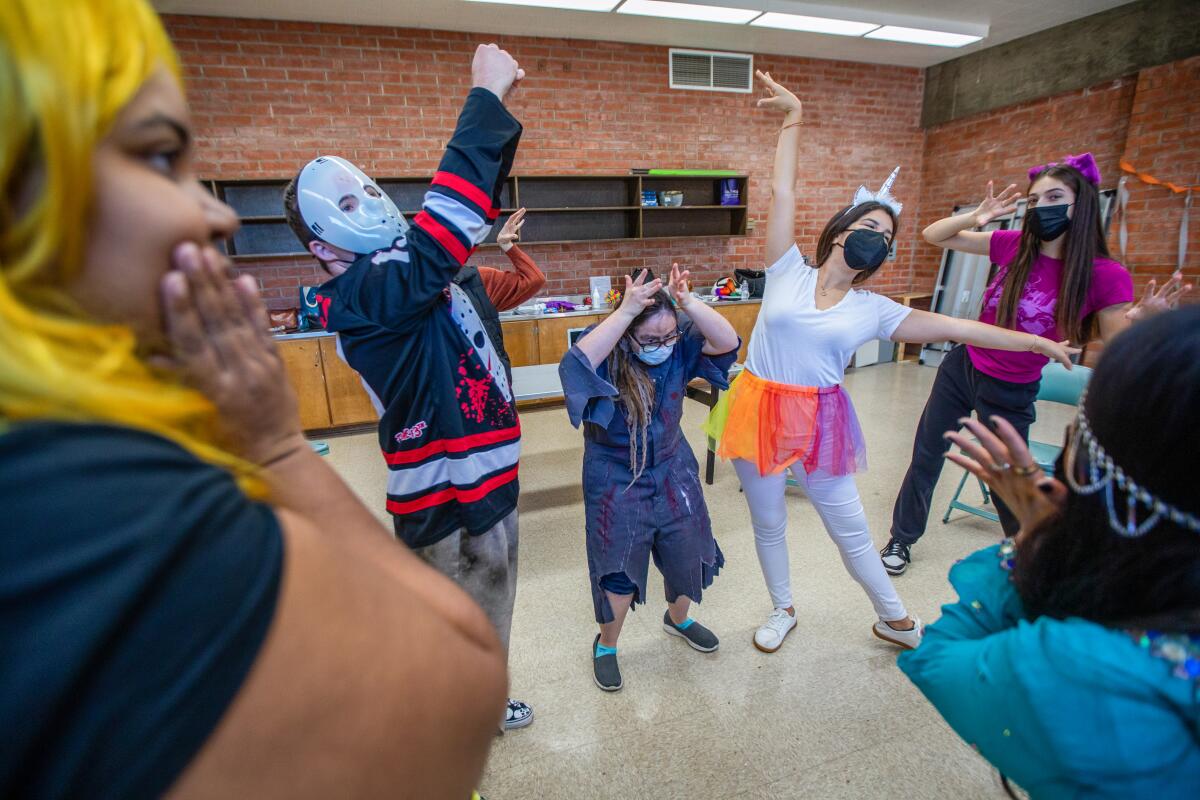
[635,329,683,353]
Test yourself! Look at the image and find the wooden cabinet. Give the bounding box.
[318,337,378,427]
[536,313,607,367]
[711,302,761,362]
[277,336,376,432]
[276,301,761,431]
[277,339,332,430]
[502,319,540,367]
[892,292,934,362]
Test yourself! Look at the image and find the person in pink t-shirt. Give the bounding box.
[882,153,1192,575]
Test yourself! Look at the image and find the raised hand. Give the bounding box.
[1125,270,1193,322]
[944,415,1067,545]
[159,242,306,466]
[471,43,525,103]
[667,262,694,308]
[755,70,802,118]
[1031,336,1080,368]
[497,208,526,253]
[617,269,663,319]
[973,181,1021,227]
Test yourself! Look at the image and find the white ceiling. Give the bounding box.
[153,0,1136,68]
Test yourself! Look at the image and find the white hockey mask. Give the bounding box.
[296,155,409,255]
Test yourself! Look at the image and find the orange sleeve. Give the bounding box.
[479,246,547,311]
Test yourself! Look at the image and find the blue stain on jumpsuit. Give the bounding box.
[559,318,737,624]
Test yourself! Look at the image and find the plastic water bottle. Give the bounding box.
[739,280,750,300]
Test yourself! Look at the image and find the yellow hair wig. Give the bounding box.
[0,0,267,497]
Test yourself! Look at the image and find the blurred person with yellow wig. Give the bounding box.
[0,2,515,797]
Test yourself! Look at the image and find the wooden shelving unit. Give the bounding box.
[206,174,749,260]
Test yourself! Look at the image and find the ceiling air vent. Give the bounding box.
[669,48,753,93]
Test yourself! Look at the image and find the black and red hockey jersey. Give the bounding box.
[313,88,522,548]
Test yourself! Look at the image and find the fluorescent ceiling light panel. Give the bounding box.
[750,12,878,37]
[460,0,621,10]
[864,25,982,47]
[616,0,761,25]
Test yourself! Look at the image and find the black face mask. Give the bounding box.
[838,229,890,271]
[1028,203,1072,241]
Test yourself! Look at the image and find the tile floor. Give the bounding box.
[321,359,1073,799]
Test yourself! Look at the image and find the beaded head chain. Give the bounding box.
[1065,387,1200,538]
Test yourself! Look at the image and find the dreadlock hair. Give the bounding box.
[607,285,676,485]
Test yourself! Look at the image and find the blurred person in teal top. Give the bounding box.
[899,305,1200,799]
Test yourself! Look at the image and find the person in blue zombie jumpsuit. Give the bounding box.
[559,266,740,692]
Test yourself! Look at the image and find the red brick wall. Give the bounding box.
[1117,56,1200,289]
[162,15,925,309]
[164,15,1197,314]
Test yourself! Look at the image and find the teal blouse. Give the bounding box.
[898,544,1200,799]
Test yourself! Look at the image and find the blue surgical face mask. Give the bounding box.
[635,342,674,366]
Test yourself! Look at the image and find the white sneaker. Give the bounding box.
[872,615,923,650]
[753,608,797,653]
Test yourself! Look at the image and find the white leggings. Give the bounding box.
[733,459,907,621]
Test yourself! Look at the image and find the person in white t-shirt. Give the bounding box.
[705,71,1079,654]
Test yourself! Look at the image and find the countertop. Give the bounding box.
[273,295,762,340]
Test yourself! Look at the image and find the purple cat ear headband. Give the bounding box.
[1028,152,1101,186]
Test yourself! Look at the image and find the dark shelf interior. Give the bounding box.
[211,174,747,257]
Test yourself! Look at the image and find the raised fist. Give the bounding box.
[471,43,525,103]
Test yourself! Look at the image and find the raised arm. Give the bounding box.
[667,263,739,355]
[336,45,525,330]
[478,209,546,311]
[574,270,663,368]
[892,308,1079,367]
[923,180,1020,256]
[755,70,803,267]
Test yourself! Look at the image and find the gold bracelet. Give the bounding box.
[781,120,803,132]
[1028,334,1039,352]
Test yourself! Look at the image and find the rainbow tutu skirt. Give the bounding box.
[703,369,867,477]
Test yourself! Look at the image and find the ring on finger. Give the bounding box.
[987,460,1011,473]
[1011,464,1041,477]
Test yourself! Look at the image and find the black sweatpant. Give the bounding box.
[891,344,1040,543]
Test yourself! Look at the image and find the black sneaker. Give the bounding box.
[592,635,622,692]
[880,538,911,576]
[662,610,719,652]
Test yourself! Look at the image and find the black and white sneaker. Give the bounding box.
[880,538,911,576]
[503,699,534,730]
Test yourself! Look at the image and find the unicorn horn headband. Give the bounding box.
[849,166,902,216]
[1028,152,1102,186]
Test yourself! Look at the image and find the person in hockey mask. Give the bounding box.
[880,154,1192,577]
[284,158,545,386]
[703,70,1082,656]
[559,265,739,692]
[280,46,539,733]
